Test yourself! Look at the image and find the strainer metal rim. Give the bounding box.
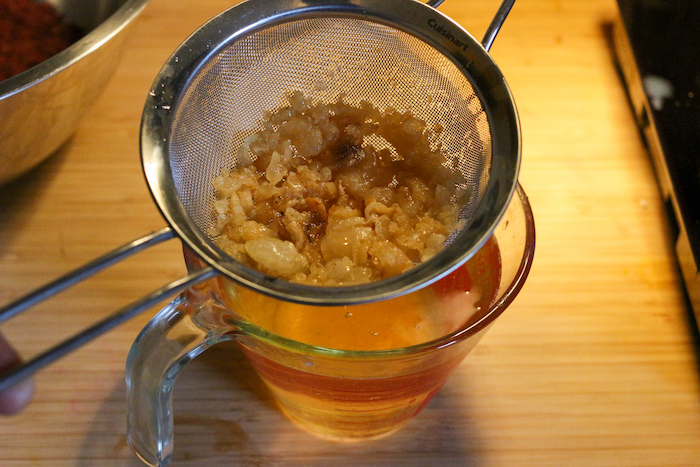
[141,0,521,305]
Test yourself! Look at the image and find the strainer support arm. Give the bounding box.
[0,228,218,392]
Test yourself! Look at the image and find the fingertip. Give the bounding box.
[0,377,34,416]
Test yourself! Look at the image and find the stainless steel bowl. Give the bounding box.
[0,0,151,185]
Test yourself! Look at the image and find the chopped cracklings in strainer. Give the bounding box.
[210,92,468,285]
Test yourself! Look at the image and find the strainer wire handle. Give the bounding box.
[0,227,218,392]
[482,0,516,51]
[0,228,173,324]
[426,0,516,51]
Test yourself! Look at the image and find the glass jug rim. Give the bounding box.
[191,184,534,358]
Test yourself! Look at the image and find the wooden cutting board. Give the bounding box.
[1,0,699,465]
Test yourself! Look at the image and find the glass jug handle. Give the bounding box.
[125,291,236,467]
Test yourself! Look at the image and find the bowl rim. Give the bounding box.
[0,0,151,99]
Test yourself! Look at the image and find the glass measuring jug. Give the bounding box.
[126,184,534,467]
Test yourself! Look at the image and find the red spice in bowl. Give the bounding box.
[0,0,82,81]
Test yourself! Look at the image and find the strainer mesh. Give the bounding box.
[168,17,492,243]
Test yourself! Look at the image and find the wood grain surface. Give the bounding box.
[1,0,699,465]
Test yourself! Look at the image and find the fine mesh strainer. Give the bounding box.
[0,0,519,390]
[144,0,520,303]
